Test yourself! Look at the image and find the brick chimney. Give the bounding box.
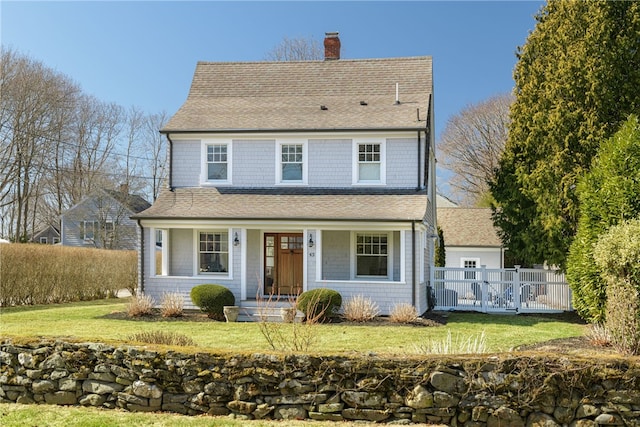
[324,32,341,60]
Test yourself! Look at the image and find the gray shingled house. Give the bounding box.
[61,188,150,250]
[133,33,437,316]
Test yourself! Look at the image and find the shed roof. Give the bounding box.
[162,57,432,133]
[437,208,502,248]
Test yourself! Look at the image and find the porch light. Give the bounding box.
[308,234,314,248]
[233,232,240,246]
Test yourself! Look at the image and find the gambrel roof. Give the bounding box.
[162,56,432,133]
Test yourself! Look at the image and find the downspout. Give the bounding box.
[166,134,174,190]
[424,95,432,189]
[417,130,422,190]
[137,219,144,294]
[411,221,416,307]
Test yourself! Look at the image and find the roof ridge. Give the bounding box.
[196,56,432,66]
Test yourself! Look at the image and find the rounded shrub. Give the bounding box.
[297,288,342,322]
[190,284,235,321]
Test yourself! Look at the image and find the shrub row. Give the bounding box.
[0,244,136,306]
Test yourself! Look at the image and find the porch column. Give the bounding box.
[238,228,247,300]
[305,229,318,292]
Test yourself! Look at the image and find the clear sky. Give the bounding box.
[1,0,543,192]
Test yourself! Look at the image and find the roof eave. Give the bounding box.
[160,126,427,135]
[132,215,426,222]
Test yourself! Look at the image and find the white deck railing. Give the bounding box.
[431,266,572,313]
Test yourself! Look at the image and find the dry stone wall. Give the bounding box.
[1,340,640,426]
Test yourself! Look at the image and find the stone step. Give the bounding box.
[234,304,304,323]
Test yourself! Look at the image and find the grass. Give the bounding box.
[0,297,586,354]
[0,403,444,427]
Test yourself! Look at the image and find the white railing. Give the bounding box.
[431,266,572,313]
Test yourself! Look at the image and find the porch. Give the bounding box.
[431,266,572,313]
[142,222,432,317]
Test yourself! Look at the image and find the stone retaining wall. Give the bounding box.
[1,340,639,426]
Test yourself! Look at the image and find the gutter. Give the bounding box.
[160,126,427,135]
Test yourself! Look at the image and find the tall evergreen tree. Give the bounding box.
[491,0,640,268]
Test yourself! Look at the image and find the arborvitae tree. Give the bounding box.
[434,226,445,267]
[491,0,640,268]
[566,115,640,323]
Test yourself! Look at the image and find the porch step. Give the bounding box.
[236,301,304,323]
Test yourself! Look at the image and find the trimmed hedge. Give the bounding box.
[0,244,136,306]
[297,288,342,322]
[594,218,640,355]
[190,284,235,321]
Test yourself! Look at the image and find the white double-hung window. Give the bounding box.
[355,232,390,278]
[202,141,231,184]
[353,139,386,184]
[277,140,307,184]
[198,231,229,274]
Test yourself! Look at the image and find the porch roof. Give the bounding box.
[133,187,428,222]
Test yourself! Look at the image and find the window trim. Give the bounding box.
[352,139,386,185]
[461,257,480,280]
[81,220,98,242]
[352,231,392,279]
[201,140,232,185]
[276,139,308,185]
[194,229,232,277]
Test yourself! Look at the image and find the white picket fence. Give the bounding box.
[431,266,572,313]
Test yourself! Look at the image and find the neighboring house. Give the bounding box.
[436,207,504,271]
[61,189,151,250]
[133,33,437,315]
[30,225,60,245]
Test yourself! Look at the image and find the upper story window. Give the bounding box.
[207,144,228,180]
[202,141,232,184]
[277,141,307,184]
[353,139,386,184]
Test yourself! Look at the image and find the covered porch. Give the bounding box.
[140,220,433,317]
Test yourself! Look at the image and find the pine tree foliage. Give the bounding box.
[491,0,640,268]
[567,115,640,323]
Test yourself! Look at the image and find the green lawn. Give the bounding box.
[0,403,442,427]
[0,297,586,354]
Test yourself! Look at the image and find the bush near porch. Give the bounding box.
[0,244,137,306]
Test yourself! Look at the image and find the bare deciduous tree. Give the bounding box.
[143,111,168,201]
[0,47,80,240]
[264,36,324,61]
[438,93,513,206]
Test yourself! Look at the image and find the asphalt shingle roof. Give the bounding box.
[134,187,428,222]
[437,208,502,247]
[162,57,432,133]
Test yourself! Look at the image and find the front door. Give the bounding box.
[264,233,303,295]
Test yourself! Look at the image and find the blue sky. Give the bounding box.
[1,0,543,192]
